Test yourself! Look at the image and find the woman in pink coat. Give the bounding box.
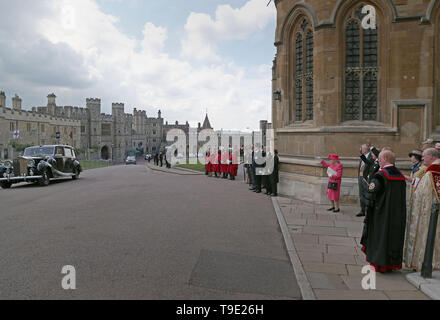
[321,154,343,213]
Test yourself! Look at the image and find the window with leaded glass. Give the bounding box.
[295,34,303,121]
[305,31,314,120]
[293,19,314,122]
[344,6,378,121]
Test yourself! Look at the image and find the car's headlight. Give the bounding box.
[27,159,35,167]
[4,161,12,169]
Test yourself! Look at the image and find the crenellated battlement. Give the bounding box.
[86,98,101,104]
[0,104,81,124]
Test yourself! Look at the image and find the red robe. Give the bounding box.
[228,153,238,176]
[211,152,218,172]
[205,153,212,172]
[220,151,228,173]
[216,153,222,173]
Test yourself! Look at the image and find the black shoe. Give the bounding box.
[271,193,277,197]
[255,190,261,194]
[327,207,335,211]
[333,209,340,213]
[356,212,366,217]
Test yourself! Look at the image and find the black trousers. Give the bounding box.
[269,175,278,195]
[248,165,256,186]
[255,174,262,191]
[262,175,270,193]
[358,176,367,214]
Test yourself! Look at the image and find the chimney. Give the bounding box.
[12,94,22,110]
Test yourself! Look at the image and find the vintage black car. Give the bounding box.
[0,145,82,189]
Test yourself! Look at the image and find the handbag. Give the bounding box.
[328,182,338,190]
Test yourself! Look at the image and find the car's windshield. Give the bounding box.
[127,156,135,160]
[23,146,55,157]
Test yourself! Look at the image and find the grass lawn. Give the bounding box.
[81,161,111,170]
[176,163,206,173]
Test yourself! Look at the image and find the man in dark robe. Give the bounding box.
[269,149,280,197]
[361,150,407,273]
[248,146,257,190]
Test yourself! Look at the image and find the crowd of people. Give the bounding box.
[204,147,239,180]
[317,142,440,274]
[203,146,280,196]
[148,151,171,168]
[353,142,440,273]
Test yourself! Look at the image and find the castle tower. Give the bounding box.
[86,98,102,150]
[112,102,125,162]
[12,95,22,111]
[47,93,56,116]
[0,91,6,108]
[202,113,212,129]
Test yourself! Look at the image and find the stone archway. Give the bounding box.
[101,146,110,160]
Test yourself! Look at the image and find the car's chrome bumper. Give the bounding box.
[0,175,43,182]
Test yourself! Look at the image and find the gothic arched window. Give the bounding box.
[293,18,314,122]
[344,7,378,121]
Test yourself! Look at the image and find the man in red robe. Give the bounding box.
[215,149,222,178]
[228,149,238,180]
[211,150,218,178]
[220,148,229,179]
[205,151,212,177]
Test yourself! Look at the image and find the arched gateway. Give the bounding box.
[101,146,110,160]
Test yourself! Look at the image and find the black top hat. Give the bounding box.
[371,147,380,158]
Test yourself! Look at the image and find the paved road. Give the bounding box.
[0,161,300,299]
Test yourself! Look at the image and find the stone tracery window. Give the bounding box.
[293,18,314,122]
[344,6,378,121]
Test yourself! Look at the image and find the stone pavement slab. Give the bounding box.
[406,271,440,300]
[302,262,348,275]
[327,245,357,255]
[306,219,335,227]
[324,254,357,265]
[314,289,390,300]
[307,272,348,290]
[272,197,431,300]
[303,226,347,236]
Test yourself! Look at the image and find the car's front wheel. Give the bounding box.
[0,181,12,189]
[72,167,80,180]
[39,169,50,187]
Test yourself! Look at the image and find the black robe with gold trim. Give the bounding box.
[360,166,407,272]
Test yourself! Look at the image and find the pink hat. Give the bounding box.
[328,154,340,161]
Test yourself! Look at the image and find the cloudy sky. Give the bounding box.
[0,0,276,131]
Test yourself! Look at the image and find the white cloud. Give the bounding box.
[181,0,276,62]
[0,0,274,131]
